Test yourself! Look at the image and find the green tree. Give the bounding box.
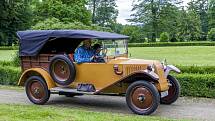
[31,18,112,32]
[158,3,180,42]
[130,0,180,42]
[177,2,201,41]
[208,28,215,41]
[0,0,32,45]
[160,32,170,42]
[89,0,118,27]
[121,25,145,43]
[208,0,215,30]
[32,0,91,25]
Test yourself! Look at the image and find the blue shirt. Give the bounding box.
[74,46,94,64]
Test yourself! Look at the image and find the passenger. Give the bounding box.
[74,39,94,64]
[92,44,102,56]
[92,44,105,63]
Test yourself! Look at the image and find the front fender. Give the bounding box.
[164,65,181,78]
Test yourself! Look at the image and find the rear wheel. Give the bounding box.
[160,75,180,104]
[126,81,160,115]
[25,76,50,105]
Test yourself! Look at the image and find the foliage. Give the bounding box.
[0,46,18,50]
[177,2,201,41]
[176,73,215,98]
[208,28,215,41]
[0,0,32,46]
[178,65,215,74]
[12,52,20,67]
[32,0,91,25]
[121,25,145,43]
[0,66,21,85]
[130,0,180,42]
[160,32,170,42]
[31,18,112,32]
[128,41,215,47]
[88,0,118,27]
[208,0,215,29]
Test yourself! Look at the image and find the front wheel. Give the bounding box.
[126,81,160,115]
[160,75,180,104]
[25,76,50,105]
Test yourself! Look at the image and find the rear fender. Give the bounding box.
[18,68,56,89]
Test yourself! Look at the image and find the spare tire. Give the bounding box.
[49,55,76,86]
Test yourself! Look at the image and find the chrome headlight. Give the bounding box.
[161,59,167,70]
[147,64,155,72]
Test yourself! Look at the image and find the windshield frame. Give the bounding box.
[102,39,128,58]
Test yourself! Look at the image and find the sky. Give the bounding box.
[116,0,191,25]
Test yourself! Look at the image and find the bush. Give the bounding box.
[0,66,21,85]
[208,28,215,41]
[178,65,215,74]
[160,32,169,42]
[175,73,215,98]
[0,46,18,50]
[11,52,20,67]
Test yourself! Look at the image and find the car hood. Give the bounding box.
[108,58,161,65]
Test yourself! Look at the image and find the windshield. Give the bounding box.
[102,40,128,57]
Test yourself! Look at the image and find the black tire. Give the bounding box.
[126,81,160,115]
[49,55,76,86]
[160,75,180,104]
[25,76,50,105]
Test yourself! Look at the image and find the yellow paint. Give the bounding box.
[18,68,56,89]
[70,57,169,92]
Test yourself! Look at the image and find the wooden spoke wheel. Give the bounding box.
[126,81,160,115]
[49,55,76,86]
[25,76,50,105]
[161,75,180,104]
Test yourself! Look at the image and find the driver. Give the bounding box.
[92,44,105,63]
[74,39,94,64]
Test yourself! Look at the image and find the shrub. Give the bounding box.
[160,32,169,42]
[0,46,18,50]
[175,73,215,98]
[11,52,20,67]
[0,66,21,85]
[208,28,215,41]
[178,65,215,74]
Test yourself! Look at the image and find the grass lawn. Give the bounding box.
[0,50,17,61]
[0,104,181,121]
[1,46,215,66]
[129,46,215,66]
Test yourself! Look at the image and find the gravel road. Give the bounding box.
[0,89,215,121]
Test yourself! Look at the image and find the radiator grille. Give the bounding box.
[124,65,146,76]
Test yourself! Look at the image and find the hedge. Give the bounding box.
[0,46,18,50]
[0,66,21,85]
[0,64,215,98]
[177,65,215,74]
[1,42,215,50]
[175,73,215,98]
[128,42,215,47]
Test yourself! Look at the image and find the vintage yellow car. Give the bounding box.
[17,30,181,115]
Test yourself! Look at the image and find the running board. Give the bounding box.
[50,87,97,95]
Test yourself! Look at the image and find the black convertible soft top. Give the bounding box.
[17,30,129,56]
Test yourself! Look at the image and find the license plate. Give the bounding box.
[161,91,169,98]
